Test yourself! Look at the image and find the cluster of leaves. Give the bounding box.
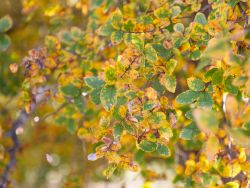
[5,0,250,187]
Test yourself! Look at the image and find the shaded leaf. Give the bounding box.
[0,15,13,33]
[84,76,104,89]
[111,30,123,45]
[156,143,170,157]
[0,34,11,51]
[144,44,157,62]
[176,90,200,104]
[61,84,80,98]
[194,12,207,26]
[100,85,117,111]
[137,140,157,152]
[187,77,205,91]
[180,122,200,140]
[197,92,213,108]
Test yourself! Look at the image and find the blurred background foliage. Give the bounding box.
[0,0,112,187]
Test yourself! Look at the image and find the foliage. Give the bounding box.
[1,0,250,187]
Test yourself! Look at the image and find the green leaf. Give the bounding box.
[111,9,123,29]
[74,97,84,112]
[84,76,104,89]
[61,84,80,98]
[0,34,10,51]
[180,122,200,140]
[211,70,223,85]
[123,19,135,31]
[0,15,13,33]
[152,44,172,60]
[227,0,239,7]
[176,90,200,104]
[185,109,193,120]
[66,118,76,134]
[97,20,114,36]
[90,88,101,105]
[197,92,213,108]
[110,30,123,45]
[104,67,116,83]
[225,76,238,95]
[144,45,157,62]
[100,85,117,111]
[174,23,184,33]
[187,77,205,91]
[194,12,207,26]
[196,57,211,71]
[165,75,177,93]
[114,124,123,139]
[45,35,60,52]
[70,27,82,39]
[58,30,74,45]
[166,59,177,75]
[137,140,157,152]
[123,122,133,134]
[171,6,181,17]
[149,112,166,124]
[191,48,201,61]
[143,101,155,111]
[154,5,170,19]
[204,68,218,80]
[131,34,144,52]
[156,143,170,157]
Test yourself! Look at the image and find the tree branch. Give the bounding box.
[1,110,29,188]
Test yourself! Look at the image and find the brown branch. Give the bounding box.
[1,110,29,188]
[238,2,249,29]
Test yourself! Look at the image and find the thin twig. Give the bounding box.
[37,102,68,122]
[120,57,137,78]
[238,2,249,29]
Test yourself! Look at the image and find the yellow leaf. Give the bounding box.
[145,87,158,100]
[105,151,121,164]
[203,135,220,161]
